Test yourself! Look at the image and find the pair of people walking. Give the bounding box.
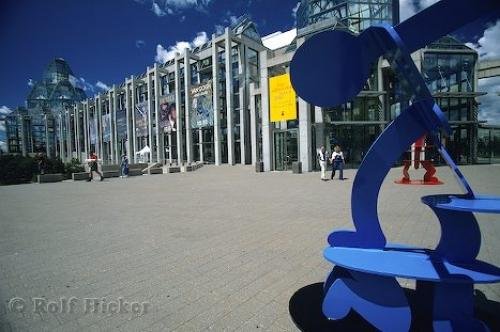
[318,145,345,181]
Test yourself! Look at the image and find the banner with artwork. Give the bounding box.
[116,109,127,140]
[102,113,111,142]
[135,101,149,137]
[159,94,176,133]
[190,80,213,128]
[89,116,97,144]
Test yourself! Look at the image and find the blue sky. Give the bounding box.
[0,0,498,131]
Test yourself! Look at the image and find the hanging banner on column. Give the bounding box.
[89,116,97,144]
[269,73,297,122]
[190,80,213,128]
[102,113,111,142]
[116,109,127,140]
[135,101,149,137]
[159,94,176,133]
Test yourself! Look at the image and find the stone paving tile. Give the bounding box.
[0,164,499,331]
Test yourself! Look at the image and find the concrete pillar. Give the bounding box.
[74,105,80,160]
[249,83,258,166]
[44,114,51,157]
[154,64,163,164]
[58,113,63,159]
[111,87,117,164]
[66,109,72,161]
[299,97,312,172]
[131,77,137,162]
[83,102,89,158]
[175,57,184,165]
[259,50,272,171]
[212,34,222,166]
[225,28,235,165]
[184,50,193,164]
[125,80,133,162]
[147,68,154,163]
[167,133,173,164]
[238,43,247,164]
[95,96,102,158]
[315,106,325,149]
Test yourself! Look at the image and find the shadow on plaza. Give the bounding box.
[289,283,500,332]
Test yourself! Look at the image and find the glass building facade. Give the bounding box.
[6,2,495,172]
[6,58,87,158]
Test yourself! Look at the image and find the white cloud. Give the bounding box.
[165,0,211,12]
[151,1,167,16]
[0,106,12,115]
[466,20,500,60]
[477,76,500,125]
[28,79,34,87]
[192,31,208,47]
[96,81,110,91]
[155,31,208,63]
[400,0,439,21]
[0,122,5,132]
[0,140,6,153]
[214,24,224,35]
[138,0,212,16]
[136,40,146,48]
[77,77,95,93]
[292,2,300,20]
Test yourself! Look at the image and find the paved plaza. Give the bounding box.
[0,164,499,331]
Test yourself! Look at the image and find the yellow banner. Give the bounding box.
[269,73,297,122]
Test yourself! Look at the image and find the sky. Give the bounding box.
[0,0,499,149]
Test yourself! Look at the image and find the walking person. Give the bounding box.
[330,145,345,180]
[318,145,329,181]
[86,152,104,182]
[120,154,129,178]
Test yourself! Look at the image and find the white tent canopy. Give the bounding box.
[136,146,151,155]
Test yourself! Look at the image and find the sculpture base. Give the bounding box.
[289,283,500,332]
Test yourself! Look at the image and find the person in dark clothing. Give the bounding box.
[87,152,104,182]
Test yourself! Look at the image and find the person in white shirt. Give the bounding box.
[317,145,328,181]
[330,145,345,180]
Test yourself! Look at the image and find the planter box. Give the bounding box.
[128,169,143,176]
[101,165,119,172]
[166,166,181,173]
[38,173,64,183]
[149,168,163,174]
[72,172,90,181]
[103,170,120,178]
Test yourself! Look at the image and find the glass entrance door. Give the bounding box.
[274,130,298,171]
[274,131,286,171]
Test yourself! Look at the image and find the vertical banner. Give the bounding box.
[89,116,97,144]
[190,80,213,128]
[116,109,127,140]
[159,94,176,133]
[135,101,149,137]
[269,73,297,122]
[102,113,111,142]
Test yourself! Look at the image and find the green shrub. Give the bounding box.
[45,158,65,174]
[64,158,85,179]
[0,155,36,185]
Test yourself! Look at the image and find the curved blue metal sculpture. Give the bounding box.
[290,0,500,331]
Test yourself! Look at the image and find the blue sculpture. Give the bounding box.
[290,0,500,331]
